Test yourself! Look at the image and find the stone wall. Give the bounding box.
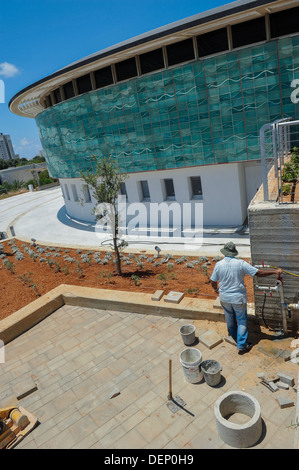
[248,194,299,333]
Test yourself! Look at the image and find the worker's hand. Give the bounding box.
[276,269,283,276]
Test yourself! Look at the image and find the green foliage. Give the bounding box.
[80,155,128,275]
[282,183,292,195]
[282,162,298,183]
[131,274,140,286]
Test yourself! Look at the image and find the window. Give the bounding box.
[270,6,299,38]
[115,58,137,82]
[94,66,114,89]
[71,184,79,202]
[82,184,91,203]
[140,180,150,201]
[76,74,92,94]
[53,88,62,104]
[190,176,203,199]
[166,38,195,67]
[164,178,175,200]
[64,184,70,201]
[139,48,165,74]
[120,182,128,200]
[232,17,266,49]
[197,28,228,58]
[63,81,75,100]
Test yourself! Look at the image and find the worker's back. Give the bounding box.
[210,257,257,304]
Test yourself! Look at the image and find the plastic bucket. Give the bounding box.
[179,348,203,384]
[180,324,196,346]
[201,359,222,386]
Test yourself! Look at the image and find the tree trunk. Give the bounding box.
[113,237,122,276]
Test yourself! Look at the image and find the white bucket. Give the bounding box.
[180,324,196,346]
[179,348,203,384]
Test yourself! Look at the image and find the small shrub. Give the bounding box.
[3,260,15,273]
[157,273,166,287]
[131,274,140,286]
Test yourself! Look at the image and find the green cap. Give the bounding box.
[220,241,238,257]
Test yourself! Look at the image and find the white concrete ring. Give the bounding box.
[214,391,262,448]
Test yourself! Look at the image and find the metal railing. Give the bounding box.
[260,118,299,203]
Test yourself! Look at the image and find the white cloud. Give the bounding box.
[20,137,30,146]
[0,62,20,78]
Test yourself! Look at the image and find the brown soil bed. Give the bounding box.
[0,239,255,321]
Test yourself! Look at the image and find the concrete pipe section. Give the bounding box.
[214,391,262,448]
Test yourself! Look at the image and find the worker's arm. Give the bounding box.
[210,280,218,293]
[255,268,282,277]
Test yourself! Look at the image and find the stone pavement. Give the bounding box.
[1,304,298,449]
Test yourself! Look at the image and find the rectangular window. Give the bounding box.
[232,17,266,48]
[94,66,114,89]
[63,81,75,100]
[82,184,91,203]
[53,88,62,104]
[71,184,79,202]
[164,178,175,200]
[76,74,92,94]
[270,6,299,38]
[120,182,128,200]
[140,180,150,201]
[190,176,203,199]
[139,48,165,74]
[166,38,195,67]
[197,28,228,58]
[64,184,70,201]
[115,58,137,82]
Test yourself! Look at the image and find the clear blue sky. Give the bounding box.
[0,0,228,159]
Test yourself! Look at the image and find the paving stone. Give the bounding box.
[224,336,237,346]
[278,350,292,361]
[213,297,222,309]
[277,372,295,387]
[198,330,223,349]
[13,376,38,400]
[163,291,184,304]
[276,381,289,390]
[276,396,294,409]
[151,290,164,301]
[268,381,279,392]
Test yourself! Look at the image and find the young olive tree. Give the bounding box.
[81,156,127,275]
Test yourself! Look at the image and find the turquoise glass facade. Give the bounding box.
[36,35,299,179]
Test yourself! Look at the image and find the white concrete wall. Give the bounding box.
[60,161,261,228]
[0,163,47,184]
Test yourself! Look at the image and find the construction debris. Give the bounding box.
[277,372,295,387]
[275,396,294,409]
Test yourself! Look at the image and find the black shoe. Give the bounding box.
[238,343,252,354]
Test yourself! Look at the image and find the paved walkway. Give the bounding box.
[0,188,251,257]
[1,304,298,449]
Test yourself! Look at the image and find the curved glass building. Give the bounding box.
[9,0,299,228]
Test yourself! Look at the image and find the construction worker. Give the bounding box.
[210,241,282,354]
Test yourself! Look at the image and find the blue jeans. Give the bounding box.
[220,301,248,350]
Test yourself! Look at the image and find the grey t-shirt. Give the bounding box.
[210,257,258,304]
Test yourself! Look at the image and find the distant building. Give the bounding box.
[0,133,17,161]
